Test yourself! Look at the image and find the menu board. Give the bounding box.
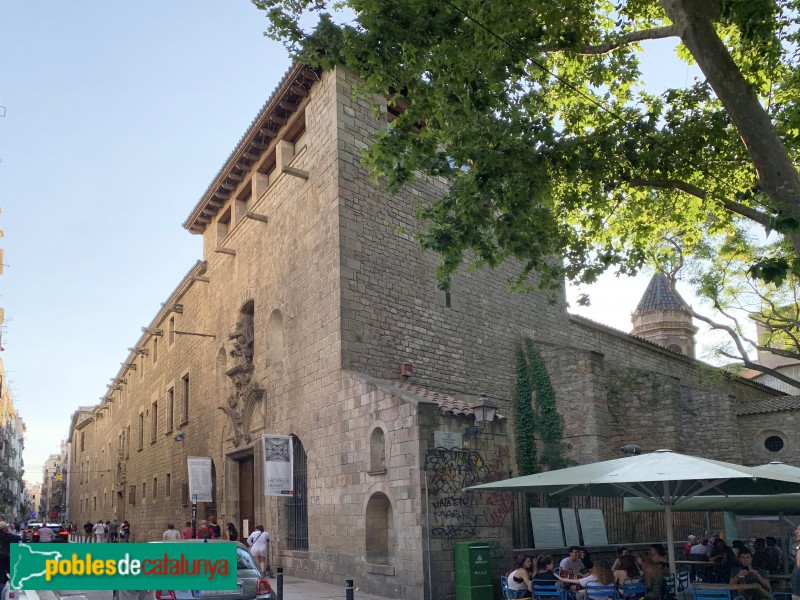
[578,508,608,546]
[530,508,565,548]
[561,508,580,546]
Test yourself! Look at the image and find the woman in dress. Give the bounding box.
[246,525,273,575]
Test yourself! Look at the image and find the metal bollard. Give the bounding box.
[345,579,354,600]
[276,567,283,600]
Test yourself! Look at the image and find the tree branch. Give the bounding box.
[628,177,773,227]
[538,25,678,55]
[719,351,800,389]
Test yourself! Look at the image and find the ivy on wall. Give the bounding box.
[514,339,572,476]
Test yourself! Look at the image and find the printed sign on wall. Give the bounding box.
[187,456,213,503]
[263,434,294,496]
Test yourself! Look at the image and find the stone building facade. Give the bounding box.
[67,64,798,600]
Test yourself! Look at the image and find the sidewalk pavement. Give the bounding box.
[268,575,398,600]
[44,575,399,600]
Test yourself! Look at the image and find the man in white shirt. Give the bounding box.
[162,524,181,541]
[559,547,586,574]
[37,524,55,543]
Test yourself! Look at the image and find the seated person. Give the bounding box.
[689,538,712,559]
[728,548,771,600]
[611,547,629,572]
[709,538,737,583]
[579,549,593,573]
[507,554,533,599]
[559,547,586,576]
[752,538,771,572]
[532,555,561,585]
[685,535,697,560]
[614,554,641,587]
[636,552,663,600]
[765,536,782,573]
[649,544,669,571]
[556,560,615,600]
[731,540,746,558]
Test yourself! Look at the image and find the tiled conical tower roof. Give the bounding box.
[633,273,689,315]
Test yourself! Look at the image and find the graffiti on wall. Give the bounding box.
[425,446,512,539]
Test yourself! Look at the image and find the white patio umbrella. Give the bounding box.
[464,449,800,575]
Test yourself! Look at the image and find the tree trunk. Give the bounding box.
[660,0,800,254]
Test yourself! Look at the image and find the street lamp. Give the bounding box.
[464,393,497,438]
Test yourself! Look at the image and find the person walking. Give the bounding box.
[119,520,131,543]
[108,519,119,543]
[83,521,93,542]
[0,521,21,585]
[208,516,221,539]
[225,523,239,542]
[93,520,107,543]
[246,525,273,576]
[162,524,181,541]
[181,521,193,539]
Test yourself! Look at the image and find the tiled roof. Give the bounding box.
[736,395,800,415]
[391,381,506,421]
[633,273,689,315]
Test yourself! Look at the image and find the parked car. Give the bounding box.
[145,540,275,600]
[21,522,69,542]
[20,522,43,542]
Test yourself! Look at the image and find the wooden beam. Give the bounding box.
[259,126,277,137]
[227,171,244,182]
[269,114,287,126]
[289,84,309,97]
[279,100,298,112]
[282,165,310,180]
[214,247,236,256]
[244,150,260,161]
[244,211,270,224]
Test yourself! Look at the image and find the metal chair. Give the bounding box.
[621,579,646,600]
[533,581,565,600]
[501,575,512,599]
[692,586,733,600]
[585,583,620,600]
[676,570,691,599]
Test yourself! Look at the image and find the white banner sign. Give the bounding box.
[263,434,293,496]
[187,456,213,503]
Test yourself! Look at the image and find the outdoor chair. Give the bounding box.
[771,592,792,600]
[676,570,691,600]
[532,581,565,600]
[691,586,733,600]
[501,575,511,599]
[621,579,646,600]
[585,583,619,600]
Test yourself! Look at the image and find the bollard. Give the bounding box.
[276,567,283,600]
[345,579,354,600]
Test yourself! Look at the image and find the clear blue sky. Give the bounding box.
[0,3,711,487]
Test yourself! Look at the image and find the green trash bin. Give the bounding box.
[454,541,493,600]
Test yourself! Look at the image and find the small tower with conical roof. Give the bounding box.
[631,273,698,357]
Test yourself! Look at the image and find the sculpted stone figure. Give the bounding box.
[228,320,254,364]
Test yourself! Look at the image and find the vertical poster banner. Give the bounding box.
[263,434,293,496]
[187,456,213,503]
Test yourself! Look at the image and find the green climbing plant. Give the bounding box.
[513,339,572,477]
[514,344,538,477]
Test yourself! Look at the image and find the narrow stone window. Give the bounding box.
[267,309,284,367]
[369,427,387,474]
[181,374,190,424]
[166,473,171,497]
[166,387,174,433]
[365,492,394,565]
[151,401,158,443]
[169,316,175,345]
[138,413,144,450]
[153,337,158,363]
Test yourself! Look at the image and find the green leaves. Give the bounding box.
[254,0,800,293]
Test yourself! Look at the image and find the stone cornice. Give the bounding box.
[183,63,321,234]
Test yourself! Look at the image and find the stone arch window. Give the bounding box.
[216,347,227,378]
[365,492,394,565]
[267,309,284,367]
[666,344,683,353]
[287,434,308,550]
[369,427,387,474]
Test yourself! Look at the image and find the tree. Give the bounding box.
[254,0,800,293]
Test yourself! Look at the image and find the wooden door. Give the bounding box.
[238,455,254,538]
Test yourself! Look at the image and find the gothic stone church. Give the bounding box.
[67,64,798,600]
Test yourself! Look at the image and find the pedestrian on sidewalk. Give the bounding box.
[246,525,273,576]
[83,521,93,542]
[108,519,119,543]
[181,521,193,539]
[119,520,131,543]
[208,516,221,539]
[93,520,107,543]
[225,523,239,542]
[162,524,181,541]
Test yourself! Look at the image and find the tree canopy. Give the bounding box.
[255,0,800,295]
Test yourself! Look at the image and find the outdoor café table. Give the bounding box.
[695,583,762,592]
[768,574,791,589]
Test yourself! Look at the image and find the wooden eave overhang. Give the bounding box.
[182,63,320,234]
